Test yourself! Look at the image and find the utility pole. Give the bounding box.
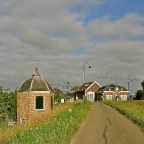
[126,75,137,91]
[83,61,91,83]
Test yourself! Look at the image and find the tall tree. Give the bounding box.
[141,81,144,90]
[135,81,144,100]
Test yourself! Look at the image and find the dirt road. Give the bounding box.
[71,102,144,144]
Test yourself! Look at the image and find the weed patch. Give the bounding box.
[102,100,144,127]
[0,101,92,144]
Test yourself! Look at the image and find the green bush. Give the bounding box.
[0,87,17,127]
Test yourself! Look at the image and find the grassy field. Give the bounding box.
[0,100,92,144]
[102,100,144,127]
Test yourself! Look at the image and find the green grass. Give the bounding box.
[0,101,92,144]
[102,100,144,127]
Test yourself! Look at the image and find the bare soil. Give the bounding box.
[71,102,144,144]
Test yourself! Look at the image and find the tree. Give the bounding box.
[135,81,144,100]
[0,86,17,126]
[141,81,144,90]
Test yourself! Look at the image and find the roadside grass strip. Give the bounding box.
[0,101,92,144]
[102,100,144,127]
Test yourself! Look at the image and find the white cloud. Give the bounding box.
[87,13,144,40]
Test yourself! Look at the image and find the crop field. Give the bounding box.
[102,100,144,127]
[0,100,92,144]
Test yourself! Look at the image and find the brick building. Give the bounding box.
[70,81,101,101]
[17,66,54,124]
[98,84,129,101]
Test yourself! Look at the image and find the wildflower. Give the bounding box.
[69,109,72,112]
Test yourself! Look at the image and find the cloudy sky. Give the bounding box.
[0,0,144,94]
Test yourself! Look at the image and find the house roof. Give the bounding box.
[70,86,81,92]
[18,66,53,92]
[85,81,101,91]
[99,84,128,92]
[77,82,96,92]
[53,88,64,96]
[79,82,93,91]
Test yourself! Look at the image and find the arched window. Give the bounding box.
[35,96,45,110]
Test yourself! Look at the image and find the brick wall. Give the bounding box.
[104,91,129,100]
[17,91,54,124]
[86,83,100,92]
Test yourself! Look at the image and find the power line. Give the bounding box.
[97,75,137,91]
[51,82,71,93]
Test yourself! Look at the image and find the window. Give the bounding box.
[35,96,44,109]
[106,95,112,100]
[124,95,127,101]
[21,118,26,124]
[120,95,127,101]
[91,94,94,101]
[87,94,94,101]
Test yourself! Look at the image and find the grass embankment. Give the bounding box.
[0,100,92,144]
[102,100,144,127]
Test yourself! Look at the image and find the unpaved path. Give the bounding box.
[71,102,144,144]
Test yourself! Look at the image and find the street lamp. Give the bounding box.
[83,61,91,83]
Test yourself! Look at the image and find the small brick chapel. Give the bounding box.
[17,66,54,124]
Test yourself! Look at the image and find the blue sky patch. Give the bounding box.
[77,0,144,24]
